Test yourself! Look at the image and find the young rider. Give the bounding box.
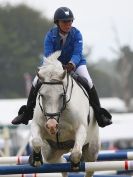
[12,7,112,127]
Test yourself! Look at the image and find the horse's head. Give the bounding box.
[37,51,67,135]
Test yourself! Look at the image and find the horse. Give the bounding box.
[29,51,100,177]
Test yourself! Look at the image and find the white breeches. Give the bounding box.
[33,65,93,88]
[75,65,93,88]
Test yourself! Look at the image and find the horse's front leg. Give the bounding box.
[70,124,87,166]
[29,121,43,167]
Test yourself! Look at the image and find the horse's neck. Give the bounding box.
[66,75,87,99]
[65,74,90,114]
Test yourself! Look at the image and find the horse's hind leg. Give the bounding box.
[58,156,68,177]
[82,142,100,177]
[71,124,87,165]
[82,142,99,162]
[59,156,68,177]
[44,150,68,177]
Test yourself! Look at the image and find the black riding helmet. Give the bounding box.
[54,7,74,24]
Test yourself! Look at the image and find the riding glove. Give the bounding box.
[65,62,75,73]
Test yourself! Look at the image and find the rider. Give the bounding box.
[12,7,112,127]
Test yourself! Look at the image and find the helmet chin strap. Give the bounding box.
[56,23,69,35]
[59,26,69,35]
[59,28,68,35]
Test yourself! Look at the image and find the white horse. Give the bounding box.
[29,51,100,177]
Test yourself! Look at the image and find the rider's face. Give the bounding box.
[58,20,73,34]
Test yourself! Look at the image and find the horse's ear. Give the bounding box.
[36,69,44,81]
[36,67,40,75]
[36,68,40,78]
[36,71,39,78]
[60,70,66,80]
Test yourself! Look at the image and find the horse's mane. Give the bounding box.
[38,51,65,81]
[39,51,62,69]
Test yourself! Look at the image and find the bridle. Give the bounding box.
[38,73,73,122]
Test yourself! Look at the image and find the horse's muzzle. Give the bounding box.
[46,118,58,135]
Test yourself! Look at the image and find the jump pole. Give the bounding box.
[1,151,133,165]
[97,151,133,161]
[0,175,132,177]
[66,151,133,161]
[0,160,133,174]
[94,176,133,177]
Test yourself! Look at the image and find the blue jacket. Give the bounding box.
[43,27,86,68]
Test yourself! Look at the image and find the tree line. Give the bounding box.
[0,4,52,97]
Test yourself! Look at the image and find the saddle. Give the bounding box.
[70,72,112,121]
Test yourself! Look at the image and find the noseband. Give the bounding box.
[38,75,73,122]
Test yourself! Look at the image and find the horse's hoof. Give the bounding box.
[29,155,43,167]
[70,161,81,171]
[70,151,82,170]
[28,151,43,167]
[29,154,35,167]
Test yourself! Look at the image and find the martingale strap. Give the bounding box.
[46,139,75,150]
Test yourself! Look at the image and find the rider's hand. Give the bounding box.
[64,62,75,73]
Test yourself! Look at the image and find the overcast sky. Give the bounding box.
[0,0,133,61]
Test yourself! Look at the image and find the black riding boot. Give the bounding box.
[71,73,112,128]
[88,86,112,127]
[11,83,41,125]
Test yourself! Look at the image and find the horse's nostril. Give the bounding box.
[46,124,50,129]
